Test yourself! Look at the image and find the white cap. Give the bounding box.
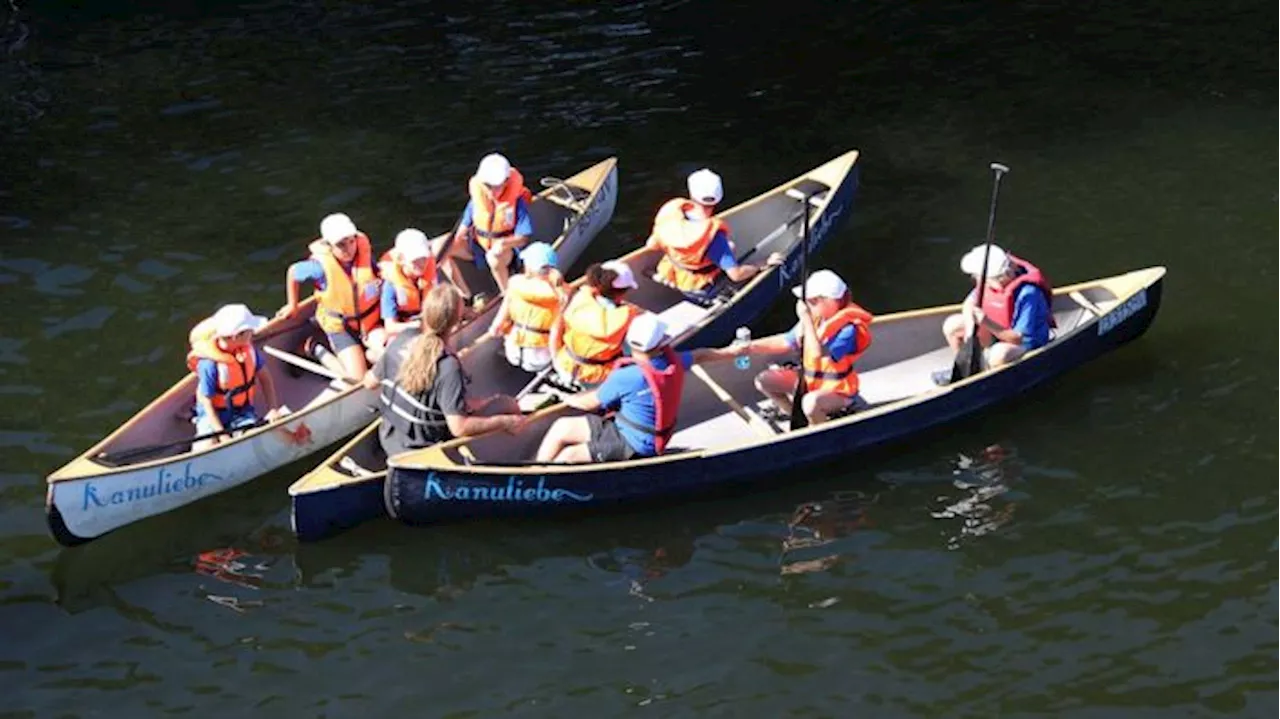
[687,168,723,205]
[476,153,512,186]
[625,312,668,352]
[212,303,267,338]
[791,269,848,300]
[960,244,1011,278]
[319,213,359,244]
[602,260,638,289]
[394,229,432,261]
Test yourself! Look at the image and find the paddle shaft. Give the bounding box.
[789,192,814,430]
[953,163,1010,380]
[100,419,269,463]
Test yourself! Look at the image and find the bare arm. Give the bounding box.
[444,412,518,437]
[196,395,222,433]
[564,389,602,412]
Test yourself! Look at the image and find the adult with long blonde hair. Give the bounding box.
[363,284,525,458]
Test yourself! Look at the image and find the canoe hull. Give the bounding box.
[386,273,1163,524]
[48,388,378,546]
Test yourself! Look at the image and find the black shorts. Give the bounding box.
[586,414,637,463]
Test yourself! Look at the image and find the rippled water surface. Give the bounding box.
[1,1,1275,716]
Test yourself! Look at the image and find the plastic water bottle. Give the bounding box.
[733,327,752,371]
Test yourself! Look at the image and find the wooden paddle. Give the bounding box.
[789,191,815,430]
[949,162,1010,383]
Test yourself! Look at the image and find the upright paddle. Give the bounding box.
[789,191,814,431]
[949,162,1010,383]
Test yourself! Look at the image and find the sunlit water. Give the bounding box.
[1,1,1274,716]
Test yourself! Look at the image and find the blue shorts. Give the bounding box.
[467,237,522,272]
[195,407,260,436]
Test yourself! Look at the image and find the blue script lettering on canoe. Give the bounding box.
[82,462,225,511]
[424,473,593,503]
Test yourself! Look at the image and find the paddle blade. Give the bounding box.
[948,336,983,383]
[789,380,809,430]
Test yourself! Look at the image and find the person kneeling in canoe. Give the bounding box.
[483,242,567,372]
[187,304,283,450]
[364,284,527,459]
[736,270,874,427]
[277,212,386,382]
[378,228,437,342]
[436,153,535,297]
[934,243,1053,384]
[644,168,782,302]
[549,260,643,391]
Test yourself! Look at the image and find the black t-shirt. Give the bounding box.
[372,328,468,458]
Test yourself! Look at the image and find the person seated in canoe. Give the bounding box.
[187,304,283,450]
[732,269,874,426]
[436,152,535,297]
[482,242,567,373]
[534,312,745,463]
[934,243,1053,384]
[549,259,643,391]
[276,212,386,382]
[364,284,527,459]
[643,168,783,302]
[378,228,437,342]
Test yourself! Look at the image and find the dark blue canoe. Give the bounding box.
[290,150,863,541]
[384,267,1165,524]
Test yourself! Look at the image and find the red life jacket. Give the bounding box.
[978,254,1056,329]
[611,347,685,455]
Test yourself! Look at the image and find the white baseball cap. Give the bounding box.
[476,153,512,186]
[319,213,359,244]
[394,229,432,261]
[791,269,848,300]
[212,303,267,338]
[960,244,1011,278]
[625,312,669,352]
[602,260,638,289]
[687,168,723,205]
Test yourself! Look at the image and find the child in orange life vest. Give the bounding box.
[549,259,642,391]
[187,304,283,450]
[276,212,386,382]
[642,168,784,301]
[378,228,437,342]
[730,269,874,427]
[483,242,566,372]
[436,153,535,297]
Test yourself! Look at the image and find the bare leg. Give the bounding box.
[942,313,966,352]
[536,415,591,463]
[985,342,1026,368]
[434,235,475,298]
[754,366,799,415]
[334,345,369,383]
[800,390,851,426]
[487,246,514,292]
[553,443,594,464]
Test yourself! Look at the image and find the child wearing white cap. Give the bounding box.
[724,269,875,427]
[185,304,283,449]
[936,243,1053,383]
[378,228,438,342]
[437,153,536,296]
[549,259,643,390]
[643,168,784,301]
[484,242,567,372]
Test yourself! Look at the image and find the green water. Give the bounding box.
[1,1,1275,716]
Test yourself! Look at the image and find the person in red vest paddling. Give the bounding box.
[935,243,1054,384]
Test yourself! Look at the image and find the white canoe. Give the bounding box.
[45,156,619,546]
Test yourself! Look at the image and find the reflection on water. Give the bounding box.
[780,489,878,577]
[931,444,1021,550]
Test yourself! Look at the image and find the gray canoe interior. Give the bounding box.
[426,284,1125,467]
[336,179,836,474]
[95,190,586,463]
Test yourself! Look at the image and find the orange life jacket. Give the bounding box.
[310,233,381,336]
[504,273,561,349]
[186,317,259,410]
[553,287,642,385]
[801,304,874,397]
[467,168,533,251]
[377,249,435,322]
[651,198,731,292]
[977,254,1057,330]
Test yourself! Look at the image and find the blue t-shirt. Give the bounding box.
[704,231,738,271]
[784,322,861,361]
[289,257,353,290]
[195,347,267,423]
[460,197,535,237]
[1011,284,1051,350]
[596,350,695,456]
